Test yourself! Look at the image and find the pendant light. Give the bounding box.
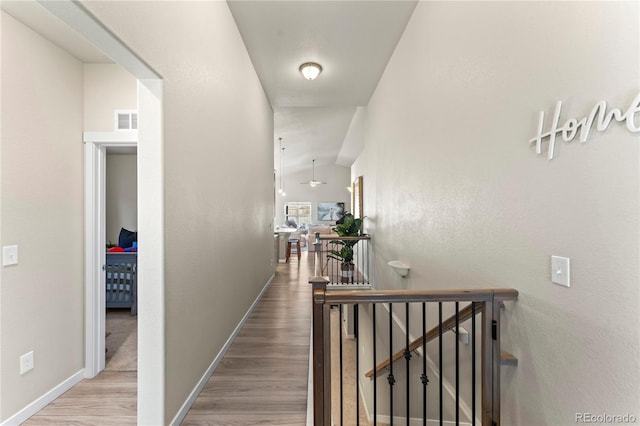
[277,138,283,194]
[281,145,286,197]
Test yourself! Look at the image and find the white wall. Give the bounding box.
[353,1,639,425]
[84,63,137,132]
[82,2,275,422]
[337,106,366,167]
[106,154,138,245]
[275,163,352,227]
[0,11,84,421]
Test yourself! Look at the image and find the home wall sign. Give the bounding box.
[530,92,640,160]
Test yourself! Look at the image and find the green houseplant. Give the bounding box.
[328,213,364,283]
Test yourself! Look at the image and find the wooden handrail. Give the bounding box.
[316,235,371,241]
[365,302,485,378]
[501,351,518,366]
[324,288,518,305]
[310,281,517,425]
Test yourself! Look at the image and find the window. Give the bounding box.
[284,202,311,228]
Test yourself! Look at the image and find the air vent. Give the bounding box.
[114,110,138,131]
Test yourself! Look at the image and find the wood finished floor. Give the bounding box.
[182,253,312,425]
[24,254,313,425]
[22,371,137,425]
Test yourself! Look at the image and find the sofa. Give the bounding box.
[307,225,338,252]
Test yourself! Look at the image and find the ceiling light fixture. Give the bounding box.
[299,62,323,80]
[300,159,326,187]
[277,138,283,194]
[281,145,286,197]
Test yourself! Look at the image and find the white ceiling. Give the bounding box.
[0,1,112,63]
[228,0,417,173]
[1,0,417,174]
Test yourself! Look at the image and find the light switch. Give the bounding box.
[3,245,18,266]
[551,255,570,287]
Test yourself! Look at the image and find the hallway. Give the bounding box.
[23,254,313,425]
[182,253,313,424]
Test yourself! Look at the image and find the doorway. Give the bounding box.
[83,81,164,423]
[104,146,138,372]
[27,2,164,422]
[84,133,138,375]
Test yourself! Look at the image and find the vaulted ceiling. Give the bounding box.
[227,0,417,174]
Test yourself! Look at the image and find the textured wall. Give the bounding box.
[82,1,275,422]
[84,63,137,132]
[1,11,84,421]
[106,154,137,245]
[353,2,640,424]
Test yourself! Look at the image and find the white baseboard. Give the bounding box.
[2,369,84,426]
[169,273,275,426]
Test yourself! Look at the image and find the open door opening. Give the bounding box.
[84,132,138,376]
[104,146,138,372]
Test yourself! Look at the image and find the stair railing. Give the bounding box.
[310,276,518,426]
[313,233,371,287]
[365,302,518,378]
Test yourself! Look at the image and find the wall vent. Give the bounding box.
[115,110,138,131]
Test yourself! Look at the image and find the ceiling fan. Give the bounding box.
[300,159,326,187]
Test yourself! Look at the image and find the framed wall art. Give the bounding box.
[318,202,345,221]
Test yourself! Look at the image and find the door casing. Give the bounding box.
[83,131,138,377]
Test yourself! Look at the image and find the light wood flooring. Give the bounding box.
[24,254,313,425]
[182,253,313,425]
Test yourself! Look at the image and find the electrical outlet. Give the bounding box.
[20,351,34,375]
[551,255,570,287]
[3,245,18,266]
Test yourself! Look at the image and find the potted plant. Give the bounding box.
[328,213,364,283]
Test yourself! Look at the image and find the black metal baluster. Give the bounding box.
[455,302,460,426]
[332,243,336,284]
[471,302,476,426]
[357,240,361,286]
[350,241,354,284]
[421,302,428,426]
[324,241,328,279]
[358,240,361,285]
[327,242,331,282]
[332,242,334,283]
[355,304,360,425]
[405,303,411,426]
[373,304,377,426]
[340,304,344,425]
[329,242,332,282]
[389,303,395,426]
[439,302,443,426]
[359,240,362,285]
[366,239,369,285]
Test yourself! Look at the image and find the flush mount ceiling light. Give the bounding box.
[299,62,323,80]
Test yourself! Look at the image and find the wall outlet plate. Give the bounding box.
[20,351,34,375]
[3,245,18,266]
[551,256,570,287]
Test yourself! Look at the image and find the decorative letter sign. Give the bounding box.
[530,92,640,160]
